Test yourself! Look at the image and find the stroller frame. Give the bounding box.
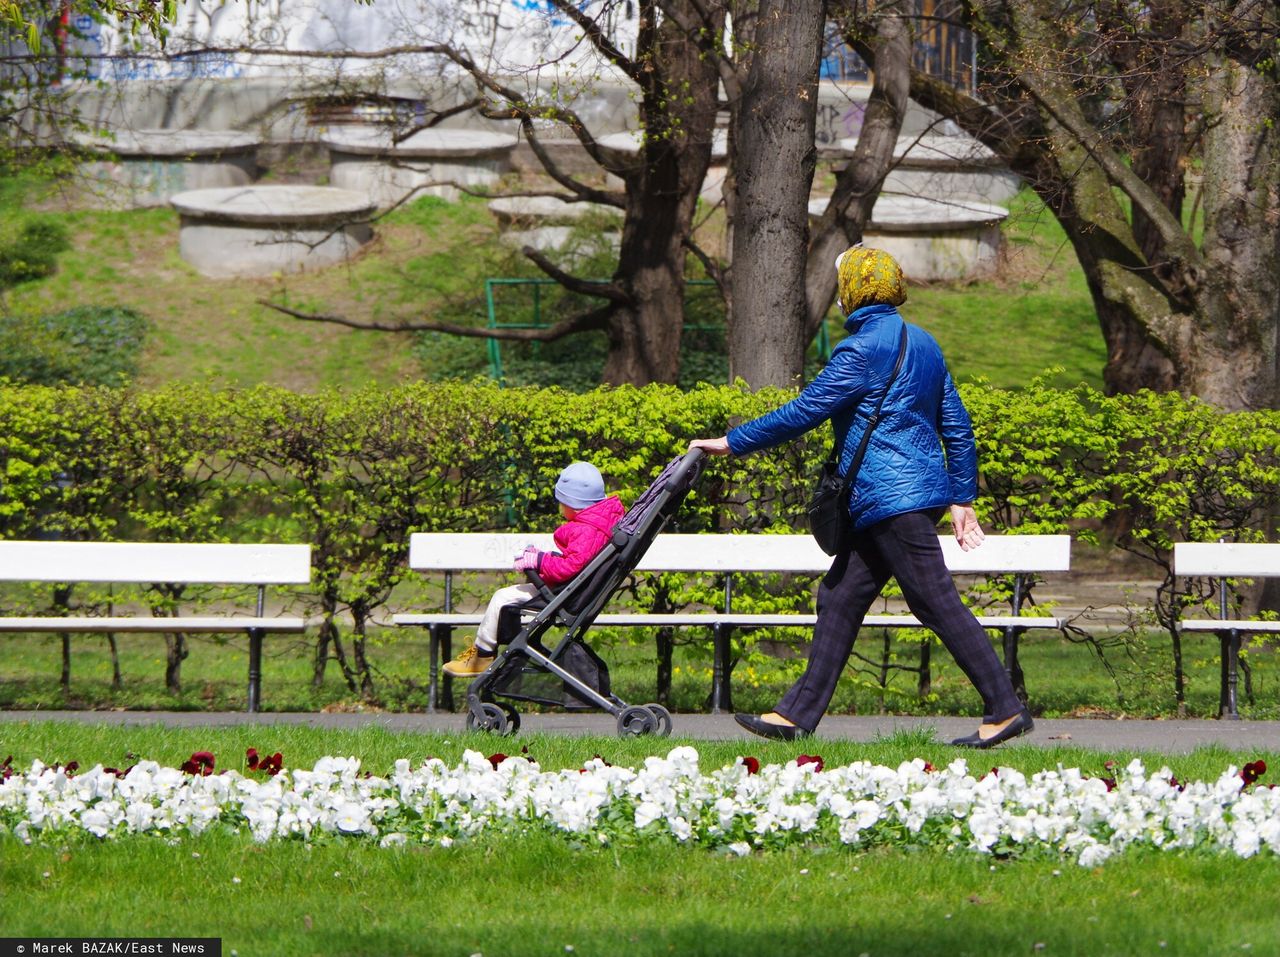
[465,449,705,737]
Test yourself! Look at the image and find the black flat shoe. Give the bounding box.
[950,708,1034,749]
[735,713,810,741]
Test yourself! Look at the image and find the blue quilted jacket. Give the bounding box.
[727,303,978,530]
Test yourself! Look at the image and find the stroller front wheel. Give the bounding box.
[466,701,513,735]
[497,702,521,734]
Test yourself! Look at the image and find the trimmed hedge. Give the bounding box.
[1,379,1277,709]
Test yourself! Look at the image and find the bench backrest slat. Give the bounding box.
[0,542,312,584]
[1173,543,1280,578]
[408,533,1070,575]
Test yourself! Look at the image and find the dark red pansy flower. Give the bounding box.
[488,753,508,769]
[1242,760,1268,787]
[743,757,760,775]
[797,755,824,772]
[180,751,216,776]
[922,762,936,773]
[64,761,79,776]
[1101,778,1117,792]
[1,755,14,780]
[246,748,283,775]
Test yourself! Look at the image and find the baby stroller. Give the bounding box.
[465,448,706,737]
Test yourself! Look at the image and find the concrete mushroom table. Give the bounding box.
[487,195,621,255]
[809,193,1009,281]
[73,129,261,209]
[169,185,377,278]
[822,133,1021,203]
[323,128,519,206]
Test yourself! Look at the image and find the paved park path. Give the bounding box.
[3,710,1277,755]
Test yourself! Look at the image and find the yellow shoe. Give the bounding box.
[442,644,494,678]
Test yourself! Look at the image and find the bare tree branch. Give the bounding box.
[258,299,613,341]
[520,246,628,302]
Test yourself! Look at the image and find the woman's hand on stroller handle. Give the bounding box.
[687,436,730,456]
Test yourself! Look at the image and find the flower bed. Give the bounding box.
[2,748,1276,867]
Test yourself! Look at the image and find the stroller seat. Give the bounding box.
[464,448,706,737]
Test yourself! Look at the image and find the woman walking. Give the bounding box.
[689,247,1032,748]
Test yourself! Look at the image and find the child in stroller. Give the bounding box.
[461,449,705,737]
[443,461,626,678]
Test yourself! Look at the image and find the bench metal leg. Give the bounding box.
[247,627,264,714]
[1001,626,1027,703]
[711,623,734,714]
[1219,629,1242,720]
[428,623,455,713]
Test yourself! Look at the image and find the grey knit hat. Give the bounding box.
[554,461,606,510]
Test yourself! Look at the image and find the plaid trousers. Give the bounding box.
[775,509,1023,732]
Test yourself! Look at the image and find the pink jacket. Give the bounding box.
[535,496,627,585]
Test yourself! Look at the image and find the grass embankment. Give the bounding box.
[6,172,1103,392]
[1,723,1277,956]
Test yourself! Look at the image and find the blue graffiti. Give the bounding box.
[510,0,591,29]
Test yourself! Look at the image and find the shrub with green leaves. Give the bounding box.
[0,380,1275,713]
[0,219,68,287]
[0,306,150,387]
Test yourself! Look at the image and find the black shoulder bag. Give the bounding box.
[805,325,909,556]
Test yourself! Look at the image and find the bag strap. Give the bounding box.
[827,324,909,496]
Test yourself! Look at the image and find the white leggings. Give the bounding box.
[474,582,540,652]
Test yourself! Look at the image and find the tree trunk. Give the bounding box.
[728,0,825,388]
[599,0,721,386]
[807,6,911,336]
[164,633,187,695]
[1193,13,1280,411]
[923,0,1280,412]
[316,593,357,693]
[55,584,71,691]
[106,634,122,690]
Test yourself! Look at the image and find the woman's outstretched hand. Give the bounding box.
[950,503,985,552]
[688,436,731,456]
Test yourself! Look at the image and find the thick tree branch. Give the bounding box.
[658,0,744,102]
[548,0,647,87]
[520,247,629,303]
[258,299,612,341]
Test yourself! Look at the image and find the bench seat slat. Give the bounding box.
[392,612,1062,630]
[0,616,307,633]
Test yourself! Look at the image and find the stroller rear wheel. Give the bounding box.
[642,703,672,737]
[466,701,513,735]
[616,704,659,737]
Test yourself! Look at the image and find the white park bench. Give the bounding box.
[1173,542,1280,719]
[394,532,1070,712]
[0,541,311,713]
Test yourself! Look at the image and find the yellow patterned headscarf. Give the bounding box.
[835,246,907,313]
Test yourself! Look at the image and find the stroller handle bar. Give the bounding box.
[666,447,705,491]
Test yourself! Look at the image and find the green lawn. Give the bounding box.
[1,723,1277,957]
[0,624,1275,720]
